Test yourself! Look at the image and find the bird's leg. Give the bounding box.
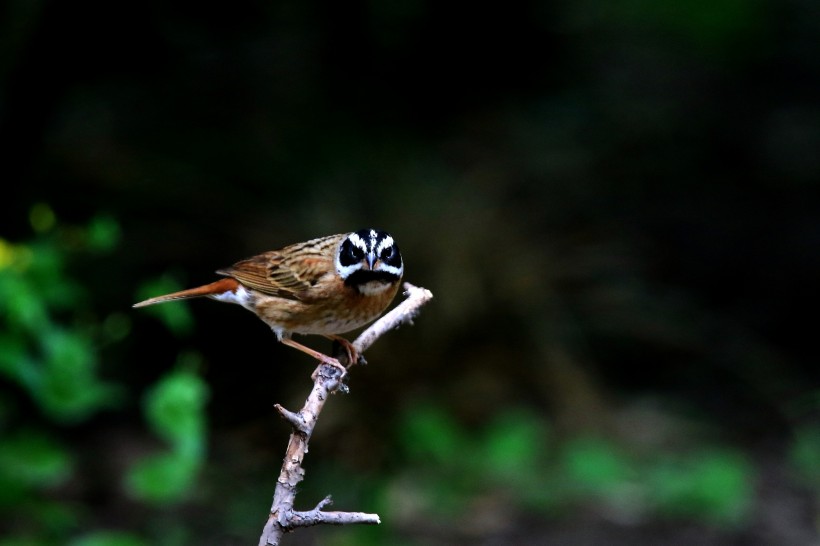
[280,338,347,378]
[324,335,365,368]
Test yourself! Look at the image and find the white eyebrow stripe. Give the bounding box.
[348,232,368,250]
[377,263,403,276]
[376,235,395,254]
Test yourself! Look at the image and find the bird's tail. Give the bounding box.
[133,277,240,308]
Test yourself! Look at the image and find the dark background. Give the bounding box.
[2,0,819,544]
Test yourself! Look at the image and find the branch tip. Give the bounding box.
[274,404,309,433]
[315,495,333,511]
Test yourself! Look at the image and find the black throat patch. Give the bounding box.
[344,269,400,288]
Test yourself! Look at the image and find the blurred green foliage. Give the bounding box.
[647,448,753,524]
[0,430,73,498]
[126,356,209,504]
[0,207,209,545]
[0,207,122,422]
[357,402,755,544]
[790,424,820,489]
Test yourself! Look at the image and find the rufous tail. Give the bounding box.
[133,277,240,308]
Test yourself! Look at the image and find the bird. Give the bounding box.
[134,229,404,376]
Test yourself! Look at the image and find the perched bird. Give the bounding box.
[134,229,404,375]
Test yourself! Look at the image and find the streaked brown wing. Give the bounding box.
[215,251,294,298]
[216,234,344,300]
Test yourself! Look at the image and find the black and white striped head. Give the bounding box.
[335,229,403,292]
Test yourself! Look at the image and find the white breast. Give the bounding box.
[356,281,394,296]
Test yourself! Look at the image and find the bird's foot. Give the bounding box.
[310,355,348,381]
[326,335,366,368]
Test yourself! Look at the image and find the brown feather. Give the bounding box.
[216,234,345,301]
[216,251,291,296]
[132,277,240,307]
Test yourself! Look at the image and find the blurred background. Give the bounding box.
[1,0,819,544]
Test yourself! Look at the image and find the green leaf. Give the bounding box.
[400,404,466,465]
[560,436,632,495]
[0,333,35,386]
[85,215,121,252]
[125,452,200,504]
[481,409,548,482]
[648,448,753,525]
[36,329,121,422]
[143,364,208,455]
[790,425,820,488]
[0,430,73,493]
[0,274,48,331]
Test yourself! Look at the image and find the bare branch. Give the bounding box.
[287,496,381,528]
[258,282,432,546]
[354,283,434,354]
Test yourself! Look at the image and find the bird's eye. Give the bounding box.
[379,243,401,267]
[340,240,365,266]
[348,245,365,260]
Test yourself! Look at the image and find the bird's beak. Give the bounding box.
[367,253,377,270]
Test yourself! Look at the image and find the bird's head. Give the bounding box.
[335,229,403,292]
